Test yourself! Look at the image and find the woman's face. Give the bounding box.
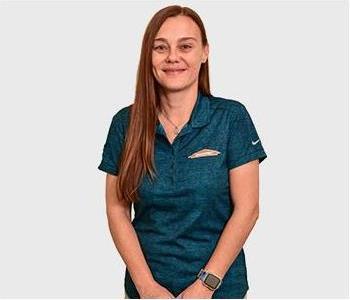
[152,15,209,93]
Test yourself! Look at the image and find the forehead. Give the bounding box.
[154,15,201,41]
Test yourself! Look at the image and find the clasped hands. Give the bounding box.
[139,278,214,299]
[175,278,214,299]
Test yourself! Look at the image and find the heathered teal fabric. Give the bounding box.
[98,91,267,299]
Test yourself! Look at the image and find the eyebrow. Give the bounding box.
[153,37,198,43]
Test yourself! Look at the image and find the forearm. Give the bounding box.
[106,208,155,293]
[203,207,259,279]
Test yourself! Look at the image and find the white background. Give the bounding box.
[0,0,348,298]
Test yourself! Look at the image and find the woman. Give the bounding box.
[98,5,267,299]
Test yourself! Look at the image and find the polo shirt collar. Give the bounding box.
[156,90,210,135]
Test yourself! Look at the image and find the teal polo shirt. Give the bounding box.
[98,91,267,299]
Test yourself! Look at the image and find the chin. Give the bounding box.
[161,84,189,92]
[158,78,183,86]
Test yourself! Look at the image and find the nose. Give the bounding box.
[166,47,180,62]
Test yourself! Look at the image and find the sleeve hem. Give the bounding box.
[227,150,267,170]
[98,162,118,175]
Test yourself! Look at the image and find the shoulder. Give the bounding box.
[112,104,132,120]
[111,104,132,131]
[207,94,249,121]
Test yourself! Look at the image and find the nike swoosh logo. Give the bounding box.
[252,139,260,145]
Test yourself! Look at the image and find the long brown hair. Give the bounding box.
[116,5,212,205]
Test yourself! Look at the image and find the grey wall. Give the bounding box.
[0,0,348,298]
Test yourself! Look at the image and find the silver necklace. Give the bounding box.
[157,109,188,137]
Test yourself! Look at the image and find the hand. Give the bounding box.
[176,279,214,299]
[138,280,176,299]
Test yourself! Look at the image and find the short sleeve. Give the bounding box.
[227,104,267,170]
[97,110,126,176]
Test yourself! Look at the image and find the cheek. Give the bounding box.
[187,63,202,77]
[152,62,163,78]
[186,56,202,72]
[152,55,162,69]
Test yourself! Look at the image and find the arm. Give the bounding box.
[202,159,260,278]
[104,173,155,294]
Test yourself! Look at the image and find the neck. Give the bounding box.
[157,87,198,125]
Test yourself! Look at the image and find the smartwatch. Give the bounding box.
[196,268,223,291]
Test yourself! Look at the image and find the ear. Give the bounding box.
[202,43,209,63]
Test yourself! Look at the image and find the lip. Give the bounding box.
[163,68,186,71]
[162,68,187,75]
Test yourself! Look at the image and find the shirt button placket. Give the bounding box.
[171,144,177,187]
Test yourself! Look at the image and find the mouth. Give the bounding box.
[162,68,187,75]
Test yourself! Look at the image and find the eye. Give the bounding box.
[180,44,192,50]
[153,45,167,51]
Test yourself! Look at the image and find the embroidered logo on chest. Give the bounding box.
[188,148,221,159]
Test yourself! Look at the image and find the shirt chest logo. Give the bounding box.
[188,148,221,159]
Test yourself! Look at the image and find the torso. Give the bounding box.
[122,91,265,299]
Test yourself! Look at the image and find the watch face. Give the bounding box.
[204,274,220,288]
